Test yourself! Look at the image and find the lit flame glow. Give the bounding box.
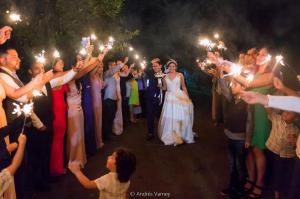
[53,50,60,58]
[90,34,97,40]
[35,50,46,64]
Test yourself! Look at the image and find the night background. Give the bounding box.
[1,0,300,95]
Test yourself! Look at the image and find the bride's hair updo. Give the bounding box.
[166,59,177,68]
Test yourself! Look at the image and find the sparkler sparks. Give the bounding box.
[275,55,285,66]
[53,50,60,58]
[90,34,97,41]
[135,54,140,60]
[35,50,46,64]
[129,47,134,51]
[199,38,216,50]
[79,48,87,56]
[6,11,22,23]
[214,33,219,39]
[99,44,105,52]
[12,102,34,117]
[246,74,254,82]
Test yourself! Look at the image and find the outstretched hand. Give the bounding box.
[0,26,13,45]
[68,161,81,174]
[240,91,268,106]
[73,60,83,72]
[273,77,285,91]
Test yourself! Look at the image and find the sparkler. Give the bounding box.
[135,54,140,60]
[79,48,87,56]
[217,41,227,51]
[129,47,134,52]
[223,63,243,77]
[214,33,219,39]
[90,34,97,41]
[107,36,115,49]
[199,38,216,51]
[53,50,60,58]
[272,54,285,73]
[12,102,34,133]
[99,44,105,52]
[246,74,254,82]
[35,50,46,64]
[260,54,272,65]
[6,10,22,23]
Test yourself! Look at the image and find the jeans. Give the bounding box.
[227,139,246,191]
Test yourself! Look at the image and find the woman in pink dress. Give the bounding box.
[90,62,105,148]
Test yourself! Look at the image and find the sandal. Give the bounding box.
[243,179,254,194]
[249,184,263,199]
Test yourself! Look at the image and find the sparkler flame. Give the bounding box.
[12,102,34,117]
[129,47,134,51]
[214,33,219,39]
[135,54,139,60]
[90,34,97,40]
[246,74,254,82]
[99,44,105,51]
[53,50,60,58]
[7,11,22,23]
[276,55,285,66]
[199,38,216,50]
[35,50,46,64]
[79,48,87,56]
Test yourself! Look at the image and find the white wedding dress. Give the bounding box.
[158,73,195,145]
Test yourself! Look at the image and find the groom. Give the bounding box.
[144,58,164,140]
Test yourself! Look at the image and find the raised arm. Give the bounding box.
[234,73,273,88]
[104,57,128,79]
[0,73,44,100]
[6,134,27,175]
[50,69,78,88]
[75,48,109,79]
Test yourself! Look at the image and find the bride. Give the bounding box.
[158,59,195,146]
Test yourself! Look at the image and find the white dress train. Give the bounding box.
[158,74,195,145]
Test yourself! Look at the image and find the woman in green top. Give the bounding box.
[128,70,140,123]
[226,48,274,198]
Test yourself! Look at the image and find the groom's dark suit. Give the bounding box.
[144,70,164,138]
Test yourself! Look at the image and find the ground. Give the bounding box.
[31,96,272,199]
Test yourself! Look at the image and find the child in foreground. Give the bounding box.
[68,148,136,199]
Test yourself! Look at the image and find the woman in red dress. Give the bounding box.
[50,59,68,175]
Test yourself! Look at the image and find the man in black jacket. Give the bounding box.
[144,58,164,140]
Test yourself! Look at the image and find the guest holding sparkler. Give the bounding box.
[67,49,109,167]
[113,67,123,135]
[90,61,105,148]
[102,57,128,140]
[118,64,134,128]
[216,48,274,198]
[50,58,82,177]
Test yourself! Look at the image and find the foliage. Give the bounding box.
[0,0,138,64]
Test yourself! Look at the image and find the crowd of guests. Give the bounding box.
[201,47,300,199]
[0,26,140,199]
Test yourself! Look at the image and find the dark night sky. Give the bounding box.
[121,0,300,71]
